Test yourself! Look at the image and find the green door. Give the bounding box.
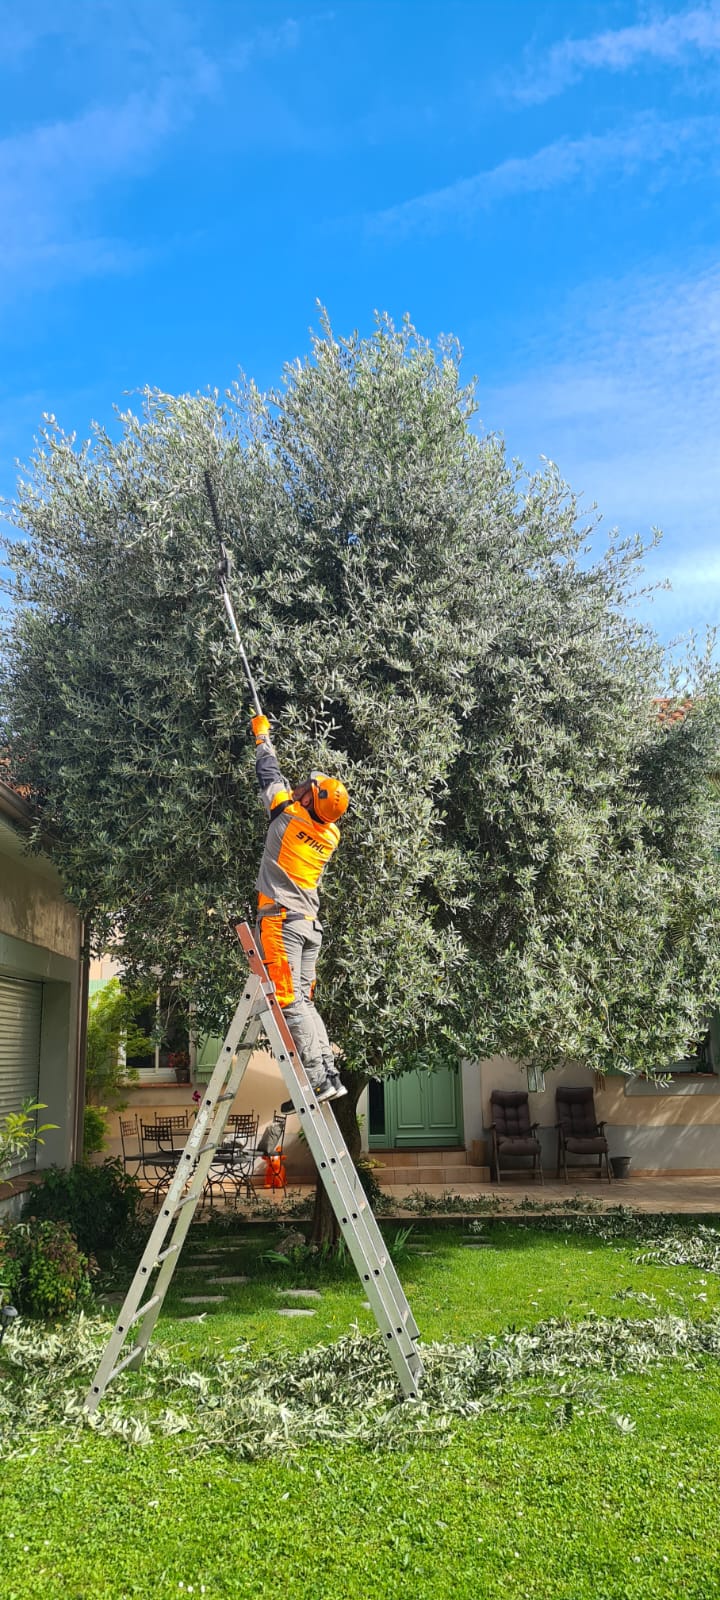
[369,1066,463,1148]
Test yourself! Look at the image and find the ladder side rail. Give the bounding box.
[236,926,422,1362]
[319,1114,421,1344]
[84,991,264,1412]
[244,940,421,1338]
[256,1000,423,1391]
[129,1015,266,1362]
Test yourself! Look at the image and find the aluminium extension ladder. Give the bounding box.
[84,923,423,1413]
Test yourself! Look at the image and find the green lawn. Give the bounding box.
[3,1219,720,1600]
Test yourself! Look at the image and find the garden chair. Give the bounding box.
[153,1110,191,1131]
[555,1086,612,1182]
[118,1114,141,1175]
[139,1120,182,1204]
[203,1110,260,1207]
[487,1090,543,1184]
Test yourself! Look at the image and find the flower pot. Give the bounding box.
[610,1155,631,1180]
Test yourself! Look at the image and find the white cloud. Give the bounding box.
[370,113,719,236]
[0,12,302,302]
[513,4,720,103]
[0,70,211,298]
[480,265,720,638]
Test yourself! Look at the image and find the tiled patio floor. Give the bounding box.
[382,1175,720,1213]
[195,1174,720,1215]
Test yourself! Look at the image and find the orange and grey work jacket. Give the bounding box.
[255,737,340,921]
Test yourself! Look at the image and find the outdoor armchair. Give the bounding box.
[555,1086,611,1182]
[487,1090,543,1184]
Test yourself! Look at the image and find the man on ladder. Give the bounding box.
[251,710,349,1110]
[83,478,423,1411]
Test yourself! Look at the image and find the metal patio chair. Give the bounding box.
[153,1110,192,1131]
[139,1120,182,1204]
[118,1114,142,1175]
[203,1110,260,1207]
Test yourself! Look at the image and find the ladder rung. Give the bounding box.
[124,1294,161,1330]
[217,1091,235,1102]
[154,1244,179,1266]
[105,1345,144,1385]
[173,1191,200,1213]
[194,1142,218,1158]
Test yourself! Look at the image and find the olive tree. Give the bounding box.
[2,314,720,1240]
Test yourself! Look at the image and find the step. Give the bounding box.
[379,1163,490,1186]
[371,1149,468,1168]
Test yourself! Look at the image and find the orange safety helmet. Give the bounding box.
[310,772,349,824]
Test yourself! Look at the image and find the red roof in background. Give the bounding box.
[654,697,693,725]
[0,758,33,800]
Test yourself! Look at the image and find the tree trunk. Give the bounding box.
[310,1069,368,1248]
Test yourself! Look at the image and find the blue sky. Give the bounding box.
[1,0,719,643]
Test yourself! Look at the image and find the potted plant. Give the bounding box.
[167,1050,191,1085]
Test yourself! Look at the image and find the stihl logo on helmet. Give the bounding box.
[310,773,349,824]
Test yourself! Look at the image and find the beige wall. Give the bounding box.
[89,954,123,985]
[0,811,84,1199]
[111,1046,316,1180]
[0,819,80,962]
[462,1054,720,1175]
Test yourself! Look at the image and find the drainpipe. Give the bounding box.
[72,918,90,1163]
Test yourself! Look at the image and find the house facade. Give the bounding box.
[0,780,86,1215]
[100,1022,720,1186]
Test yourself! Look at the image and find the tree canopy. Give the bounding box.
[2,314,720,1080]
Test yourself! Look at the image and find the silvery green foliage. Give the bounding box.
[3,1307,720,1459]
[2,312,720,1073]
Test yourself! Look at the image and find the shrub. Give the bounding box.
[85,978,151,1103]
[83,1104,109,1157]
[23,1159,141,1255]
[0,1219,93,1318]
[0,1099,58,1183]
[355,1157,386,1210]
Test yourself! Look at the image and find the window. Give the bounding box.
[124,989,190,1083]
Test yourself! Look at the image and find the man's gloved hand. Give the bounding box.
[251,713,271,744]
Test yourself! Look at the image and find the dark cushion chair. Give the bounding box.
[555,1087,611,1182]
[488,1090,543,1184]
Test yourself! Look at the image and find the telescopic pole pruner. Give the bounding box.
[203,470,264,719]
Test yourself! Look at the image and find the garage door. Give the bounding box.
[0,975,43,1121]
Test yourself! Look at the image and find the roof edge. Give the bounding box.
[0,779,34,828]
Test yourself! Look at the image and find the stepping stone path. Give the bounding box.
[179,1286,225,1299]
[276,1308,316,1318]
[275,1287,322,1300]
[209,1275,249,1285]
[188,1238,237,1247]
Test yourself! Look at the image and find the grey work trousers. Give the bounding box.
[256,912,334,1090]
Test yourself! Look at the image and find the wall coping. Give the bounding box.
[624,1075,720,1098]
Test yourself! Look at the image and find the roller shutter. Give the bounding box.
[0,976,42,1121]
